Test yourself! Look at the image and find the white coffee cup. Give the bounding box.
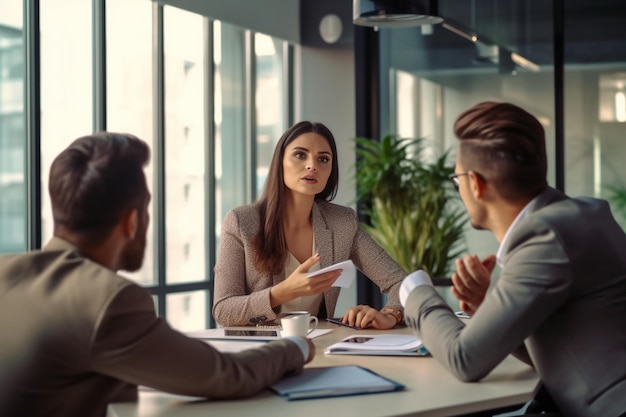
[280,313,319,338]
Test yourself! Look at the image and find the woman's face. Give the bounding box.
[282,132,333,197]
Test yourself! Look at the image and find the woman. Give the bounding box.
[213,121,406,329]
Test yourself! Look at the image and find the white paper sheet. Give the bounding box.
[306,260,356,287]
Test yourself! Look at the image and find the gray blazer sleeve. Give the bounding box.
[404,218,571,381]
[212,208,279,326]
[91,284,305,398]
[351,225,406,308]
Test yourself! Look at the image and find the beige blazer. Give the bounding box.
[404,187,626,417]
[0,238,305,417]
[213,201,406,326]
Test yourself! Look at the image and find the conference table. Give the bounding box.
[108,323,539,417]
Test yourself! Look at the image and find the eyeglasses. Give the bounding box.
[448,172,469,190]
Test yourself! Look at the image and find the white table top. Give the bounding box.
[108,324,539,417]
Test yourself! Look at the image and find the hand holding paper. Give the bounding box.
[307,260,356,288]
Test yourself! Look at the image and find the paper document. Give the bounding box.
[271,365,404,400]
[307,260,356,287]
[324,333,429,356]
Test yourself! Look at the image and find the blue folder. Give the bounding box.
[270,365,405,401]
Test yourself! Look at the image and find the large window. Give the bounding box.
[0,0,25,254]
[40,0,93,245]
[214,20,247,239]
[106,0,154,286]
[7,0,292,331]
[255,33,289,197]
[163,6,208,331]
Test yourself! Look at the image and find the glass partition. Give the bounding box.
[562,2,626,231]
[376,0,626,311]
[381,0,555,258]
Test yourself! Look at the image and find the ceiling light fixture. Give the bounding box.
[353,0,444,28]
[442,21,541,74]
[442,22,477,42]
[511,52,540,72]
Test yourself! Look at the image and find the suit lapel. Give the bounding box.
[311,203,334,268]
[311,202,342,319]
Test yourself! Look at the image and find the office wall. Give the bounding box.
[295,45,357,313]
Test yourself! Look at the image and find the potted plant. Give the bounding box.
[353,134,466,279]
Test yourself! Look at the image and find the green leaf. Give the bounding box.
[353,135,467,278]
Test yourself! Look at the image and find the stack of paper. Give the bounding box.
[324,334,429,356]
[271,365,404,400]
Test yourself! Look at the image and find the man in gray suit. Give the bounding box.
[400,102,626,417]
[0,133,314,417]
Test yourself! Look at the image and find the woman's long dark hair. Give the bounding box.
[253,121,339,275]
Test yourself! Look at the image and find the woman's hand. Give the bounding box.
[341,305,397,329]
[269,254,341,307]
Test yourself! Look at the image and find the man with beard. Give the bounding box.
[0,133,314,417]
[399,102,626,417]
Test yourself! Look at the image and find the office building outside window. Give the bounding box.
[163,6,207,331]
[4,1,292,331]
[0,1,25,255]
[40,0,93,246]
[107,0,155,287]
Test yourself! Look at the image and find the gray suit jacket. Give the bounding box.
[0,238,305,417]
[404,187,626,417]
[213,201,406,326]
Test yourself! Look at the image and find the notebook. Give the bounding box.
[324,334,429,356]
[271,365,404,400]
